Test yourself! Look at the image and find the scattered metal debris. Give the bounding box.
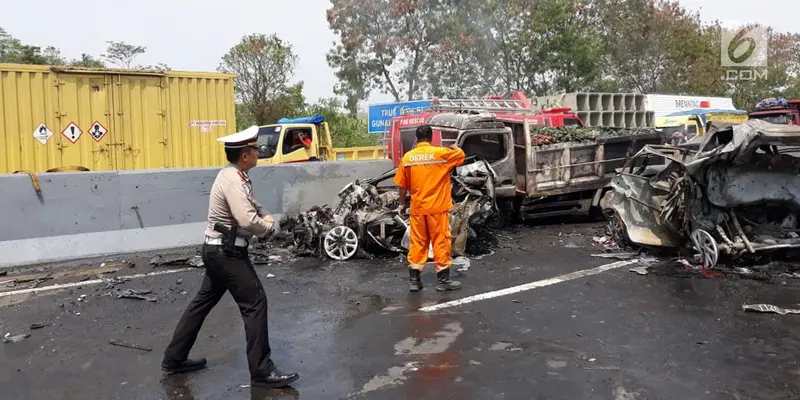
[3,333,30,343]
[102,277,130,290]
[116,289,157,302]
[29,323,46,330]
[743,304,800,315]
[604,120,800,269]
[100,260,136,269]
[187,256,204,268]
[150,255,195,267]
[109,339,152,351]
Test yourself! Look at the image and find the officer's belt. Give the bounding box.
[205,236,248,247]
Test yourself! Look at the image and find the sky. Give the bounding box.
[2,0,798,110]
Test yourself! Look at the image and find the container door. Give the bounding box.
[111,74,168,170]
[54,73,115,170]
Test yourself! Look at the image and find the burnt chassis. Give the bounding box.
[288,157,498,261]
[602,120,800,268]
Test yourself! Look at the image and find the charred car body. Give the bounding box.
[602,119,800,267]
[281,156,498,261]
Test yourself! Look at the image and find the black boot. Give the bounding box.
[436,268,462,291]
[251,368,300,389]
[161,358,207,374]
[409,269,422,292]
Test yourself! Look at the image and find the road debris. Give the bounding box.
[3,333,30,343]
[100,260,136,269]
[453,256,471,272]
[150,255,202,268]
[29,323,47,330]
[109,339,152,351]
[743,304,800,315]
[629,266,649,275]
[592,252,637,260]
[116,289,157,302]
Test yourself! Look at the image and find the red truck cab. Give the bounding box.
[748,97,800,125]
[386,93,584,166]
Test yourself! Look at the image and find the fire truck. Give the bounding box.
[386,92,583,165]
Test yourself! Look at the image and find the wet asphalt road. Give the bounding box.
[2,221,800,400]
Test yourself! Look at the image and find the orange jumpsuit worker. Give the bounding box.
[394,125,465,292]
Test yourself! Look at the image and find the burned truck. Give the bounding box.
[281,157,497,261]
[419,111,662,224]
[602,119,800,268]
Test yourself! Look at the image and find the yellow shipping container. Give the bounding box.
[0,63,236,173]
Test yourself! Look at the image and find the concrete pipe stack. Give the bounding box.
[535,93,655,128]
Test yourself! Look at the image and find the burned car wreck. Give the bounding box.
[280,157,498,261]
[602,119,800,268]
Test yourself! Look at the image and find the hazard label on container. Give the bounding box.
[88,121,108,142]
[188,120,227,127]
[62,121,83,143]
[32,123,53,145]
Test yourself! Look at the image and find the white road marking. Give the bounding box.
[0,268,193,298]
[359,362,420,394]
[394,322,463,355]
[419,260,640,312]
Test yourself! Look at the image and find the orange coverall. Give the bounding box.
[394,142,465,273]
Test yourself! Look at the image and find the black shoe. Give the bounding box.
[409,269,422,292]
[251,368,300,389]
[436,268,462,291]
[161,358,207,374]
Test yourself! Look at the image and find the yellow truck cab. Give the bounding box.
[655,109,748,145]
[255,115,384,165]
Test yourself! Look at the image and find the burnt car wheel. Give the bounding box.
[324,226,359,260]
[690,229,719,269]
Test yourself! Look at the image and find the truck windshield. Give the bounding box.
[562,118,582,126]
[750,113,792,125]
[257,126,281,159]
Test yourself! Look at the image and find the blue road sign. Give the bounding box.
[367,100,431,134]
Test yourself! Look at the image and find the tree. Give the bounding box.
[306,98,378,147]
[219,33,299,125]
[594,0,724,95]
[327,0,453,103]
[102,41,146,68]
[69,53,106,68]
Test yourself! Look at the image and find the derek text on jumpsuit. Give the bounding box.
[394,125,466,292]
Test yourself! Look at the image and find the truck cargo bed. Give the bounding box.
[526,132,661,197]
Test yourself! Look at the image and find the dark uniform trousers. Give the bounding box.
[163,243,275,378]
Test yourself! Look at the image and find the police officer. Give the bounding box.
[161,126,299,389]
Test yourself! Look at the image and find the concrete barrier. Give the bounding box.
[0,160,394,268]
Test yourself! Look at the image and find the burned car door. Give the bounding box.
[456,127,516,197]
[602,149,681,247]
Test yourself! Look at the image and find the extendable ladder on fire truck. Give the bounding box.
[424,98,535,114]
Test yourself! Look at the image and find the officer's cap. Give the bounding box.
[218,125,259,149]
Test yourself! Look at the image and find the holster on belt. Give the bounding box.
[213,223,239,256]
